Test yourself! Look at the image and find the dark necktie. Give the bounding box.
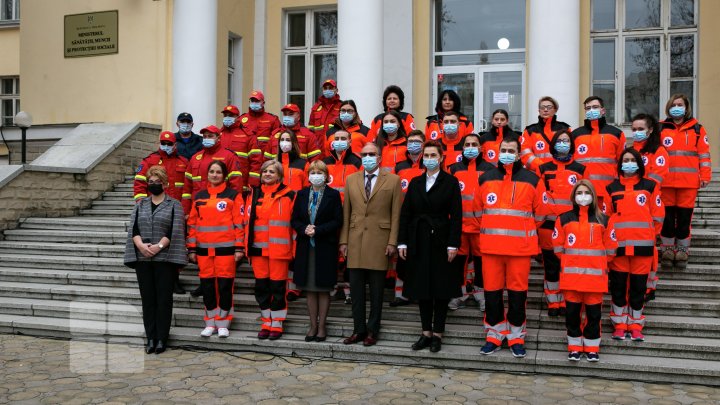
[365,173,375,200]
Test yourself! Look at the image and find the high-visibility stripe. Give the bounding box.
[648,173,663,183]
[462,211,483,218]
[253,242,269,248]
[461,195,474,201]
[583,338,601,349]
[269,220,291,227]
[668,150,698,157]
[564,267,604,276]
[182,194,191,199]
[174,182,184,187]
[544,280,560,291]
[552,199,572,206]
[652,216,664,223]
[236,151,249,158]
[198,241,236,248]
[306,149,321,158]
[197,225,233,232]
[526,155,537,165]
[135,175,147,181]
[191,176,202,181]
[228,171,243,178]
[187,237,197,244]
[269,237,291,245]
[520,148,533,157]
[576,157,616,164]
[587,174,616,181]
[564,248,607,256]
[254,225,269,231]
[613,221,651,229]
[669,167,698,173]
[185,172,193,179]
[536,153,552,158]
[554,246,565,254]
[507,323,526,342]
[134,193,147,200]
[567,336,583,348]
[606,249,616,255]
[699,153,711,159]
[264,152,276,159]
[249,172,260,178]
[700,162,712,167]
[249,149,261,155]
[546,293,563,303]
[482,208,533,218]
[677,237,691,247]
[481,228,537,237]
[617,240,655,247]
[257,136,270,141]
[534,214,545,222]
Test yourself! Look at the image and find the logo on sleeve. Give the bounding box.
[216,201,228,212]
[456,154,463,162]
[642,156,648,166]
[552,227,559,239]
[487,150,497,160]
[239,205,245,216]
[567,233,576,246]
[663,137,673,147]
[486,192,498,205]
[656,195,662,207]
[655,155,665,166]
[410,122,417,130]
[704,135,709,145]
[636,194,647,206]
[328,175,334,185]
[430,131,439,140]
[610,229,617,241]
[458,181,465,191]
[568,174,578,185]
[535,141,546,151]
[542,192,549,204]
[401,179,409,191]
[577,144,588,155]
[135,164,143,174]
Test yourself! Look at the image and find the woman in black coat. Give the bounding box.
[291,160,344,342]
[398,140,463,353]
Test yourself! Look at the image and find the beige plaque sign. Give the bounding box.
[64,11,118,58]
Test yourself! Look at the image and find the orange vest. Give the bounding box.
[323,151,362,202]
[441,135,465,170]
[379,137,408,172]
[187,183,245,256]
[606,176,664,257]
[632,141,669,186]
[245,183,296,260]
[480,126,519,167]
[570,118,625,199]
[277,153,308,192]
[449,158,496,234]
[537,158,586,249]
[134,150,190,212]
[660,118,711,188]
[424,113,474,142]
[183,144,244,200]
[326,122,369,156]
[520,115,571,172]
[368,111,416,141]
[395,157,424,193]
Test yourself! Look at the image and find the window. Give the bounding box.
[283,9,337,122]
[227,35,242,106]
[591,0,697,124]
[1,77,19,126]
[1,0,19,21]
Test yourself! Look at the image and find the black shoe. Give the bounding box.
[154,340,166,354]
[287,293,299,302]
[429,336,442,353]
[389,298,411,307]
[305,334,317,342]
[190,286,203,298]
[173,282,186,295]
[548,308,559,317]
[411,335,432,350]
[315,335,326,342]
[644,290,656,302]
[558,307,566,316]
[145,339,156,354]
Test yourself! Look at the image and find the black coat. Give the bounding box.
[291,186,343,288]
[398,170,463,300]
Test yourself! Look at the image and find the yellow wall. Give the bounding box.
[698,0,720,159]
[413,0,431,131]
[20,0,170,126]
[0,27,20,76]
[216,0,256,119]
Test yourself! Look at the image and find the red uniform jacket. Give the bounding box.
[277,152,309,192]
[521,115,571,172]
[308,95,342,156]
[537,158,586,249]
[326,123,369,156]
[394,156,425,193]
[632,141,669,186]
[183,144,244,201]
[245,183,296,260]
[220,122,253,191]
[660,117,712,188]
[379,137,408,173]
[479,126,520,167]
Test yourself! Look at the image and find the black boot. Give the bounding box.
[190,285,203,298]
[154,340,166,354]
[145,339,156,354]
[173,271,186,295]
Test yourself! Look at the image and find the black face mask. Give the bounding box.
[148,183,164,196]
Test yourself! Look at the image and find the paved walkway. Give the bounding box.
[1,334,718,405]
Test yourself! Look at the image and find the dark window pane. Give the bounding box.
[670,35,694,78]
[434,52,524,66]
[624,37,660,121]
[625,0,660,29]
[592,0,616,30]
[227,73,232,104]
[289,94,305,121]
[2,0,11,20]
[2,99,13,120]
[314,53,337,101]
[670,81,694,107]
[314,11,337,46]
[593,83,616,124]
[15,78,18,94]
[437,73,475,125]
[287,13,306,47]
[671,0,695,27]
[228,39,233,67]
[1,78,12,95]
[435,0,525,52]
[593,39,615,81]
[288,55,305,92]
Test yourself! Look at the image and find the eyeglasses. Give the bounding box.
[340,109,355,114]
[148,180,164,185]
[539,105,556,111]
[160,142,174,146]
[584,105,602,111]
[360,153,377,157]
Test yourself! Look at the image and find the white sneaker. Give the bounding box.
[200,327,215,337]
[448,298,465,310]
[218,328,230,338]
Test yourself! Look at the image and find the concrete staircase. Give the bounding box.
[1,173,720,385]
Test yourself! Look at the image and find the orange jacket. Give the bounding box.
[477,161,546,256]
[308,95,342,150]
[441,134,465,170]
[368,111,416,141]
[479,126,519,167]
[183,144,244,201]
[424,112,474,142]
[537,158,586,248]
[277,153,309,192]
[521,115,571,172]
[394,156,425,193]
[326,123,369,156]
[186,182,245,256]
[265,124,319,161]
[606,176,664,257]
[323,150,362,202]
[134,150,190,213]
[660,118,711,188]
[632,141,669,186]
[379,137,408,172]
[220,122,253,191]
[553,206,617,293]
[449,157,496,234]
[570,118,625,199]
[245,183,296,260]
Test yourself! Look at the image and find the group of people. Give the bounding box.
[124,82,711,363]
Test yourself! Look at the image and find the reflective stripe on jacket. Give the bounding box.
[660,117,711,188]
[606,176,664,257]
[187,183,245,256]
[245,183,296,260]
[521,115,571,172]
[537,158,586,248]
[449,158,496,234]
[323,151,362,202]
[134,151,190,213]
[571,118,625,199]
[182,144,244,201]
[633,141,669,186]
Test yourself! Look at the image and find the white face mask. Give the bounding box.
[279,140,292,153]
[575,194,593,207]
[309,173,326,186]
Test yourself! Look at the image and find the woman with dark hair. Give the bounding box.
[520,96,572,173]
[326,99,370,156]
[537,129,586,317]
[375,110,409,172]
[275,129,309,192]
[659,94,711,269]
[606,148,664,342]
[479,109,520,167]
[425,90,474,141]
[368,85,416,141]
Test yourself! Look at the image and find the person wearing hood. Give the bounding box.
[309,79,343,157]
[368,85,416,141]
[520,96,572,173]
[425,89,474,142]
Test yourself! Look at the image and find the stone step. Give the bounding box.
[3,229,127,244]
[0,241,124,258]
[102,191,134,199]
[80,209,132,217]
[17,217,128,231]
[92,200,135,208]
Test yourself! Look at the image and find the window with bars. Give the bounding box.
[590,0,697,124]
[1,77,19,126]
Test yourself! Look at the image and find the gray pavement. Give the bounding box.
[1,334,718,405]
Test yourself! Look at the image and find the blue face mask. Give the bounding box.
[322,89,335,99]
[362,156,378,171]
[463,147,479,160]
[332,140,349,152]
[249,102,262,112]
[339,112,353,123]
[423,158,440,171]
[585,109,602,121]
[407,141,423,155]
[633,131,648,142]
[443,123,458,136]
[282,116,296,127]
[622,161,639,175]
[159,145,174,155]
[223,117,235,127]
[178,123,192,134]
[498,152,517,165]
[202,138,216,148]
[383,123,398,134]
[554,141,571,154]
[669,106,686,118]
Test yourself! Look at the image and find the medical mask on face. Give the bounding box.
[407,141,423,155]
[498,152,517,165]
[178,123,192,134]
[585,109,602,121]
[332,140,349,152]
[669,106,686,118]
[249,102,262,112]
[322,89,335,99]
[339,112,353,123]
[554,141,571,154]
[159,145,174,155]
[463,147,480,160]
[423,158,440,171]
[309,173,326,186]
[148,183,164,196]
[282,116,296,127]
[383,123,398,134]
[362,156,378,171]
[279,141,292,153]
[575,194,593,207]
[443,123,458,136]
[202,138,216,148]
[633,131,648,142]
[223,117,235,127]
[622,161,639,175]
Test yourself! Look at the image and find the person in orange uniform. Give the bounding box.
[537,129,586,316]
[447,134,496,311]
[480,109,520,167]
[326,99,369,156]
[245,160,296,340]
[262,103,320,162]
[552,180,617,362]
[274,130,309,192]
[659,94,712,268]
[630,113,669,301]
[220,105,254,193]
[521,96,572,173]
[375,110,409,172]
[183,125,244,203]
[606,148,664,342]
[308,79,342,157]
[436,111,466,170]
[187,161,245,339]
[240,90,281,187]
[425,90,474,142]
[477,134,546,358]
[368,85,416,140]
[571,96,625,212]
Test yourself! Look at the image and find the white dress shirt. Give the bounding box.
[364,169,379,194]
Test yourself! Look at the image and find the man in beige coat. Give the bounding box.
[340,143,403,346]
